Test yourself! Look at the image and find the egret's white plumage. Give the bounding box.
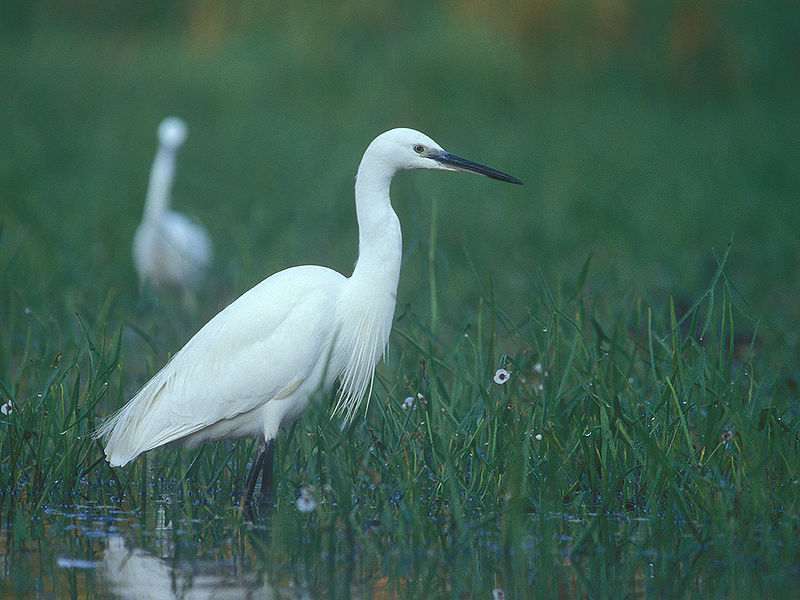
[98,128,521,507]
[132,117,212,296]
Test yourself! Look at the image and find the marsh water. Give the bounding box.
[3,503,349,600]
[2,500,796,599]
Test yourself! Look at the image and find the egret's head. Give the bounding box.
[363,128,522,185]
[158,117,188,150]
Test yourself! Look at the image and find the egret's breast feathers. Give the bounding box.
[331,292,395,426]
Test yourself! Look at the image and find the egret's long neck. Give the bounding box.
[350,160,402,295]
[332,158,402,426]
[143,146,178,222]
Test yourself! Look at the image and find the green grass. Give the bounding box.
[2,3,800,598]
[3,234,799,597]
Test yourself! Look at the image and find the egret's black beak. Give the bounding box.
[432,150,523,185]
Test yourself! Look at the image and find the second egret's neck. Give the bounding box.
[351,158,402,291]
[143,146,178,222]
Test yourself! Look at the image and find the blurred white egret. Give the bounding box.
[132,117,212,302]
[97,128,522,514]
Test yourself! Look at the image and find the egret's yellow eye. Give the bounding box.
[413,144,425,154]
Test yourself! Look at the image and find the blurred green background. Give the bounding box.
[2,0,799,353]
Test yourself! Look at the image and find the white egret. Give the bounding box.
[97,128,522,514]
[132,117,212,302]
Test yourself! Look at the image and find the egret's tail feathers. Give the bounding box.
[95,405,203,467]
[93,407,140,467]
[93,379,160,466]
[93,367,200,467]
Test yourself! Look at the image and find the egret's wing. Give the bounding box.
[97,265,344,465]
[160,212,212,265]
[158,211,212,283]
[132,212,212,289]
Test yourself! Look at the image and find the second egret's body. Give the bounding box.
[133,117,212,298]
[98,128,521,513]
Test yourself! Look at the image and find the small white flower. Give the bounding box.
[492,589,505,600]
[493,368,510,385]
[296,486,317,513]
[533,362,542,374]
[1,401,12,416]
[534,433,543,441]
[402,396,415,410]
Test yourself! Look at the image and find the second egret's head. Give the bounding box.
[362,128,522,185]
[158,117,188,150]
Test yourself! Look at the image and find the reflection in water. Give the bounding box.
[13,503,779,599]
[101,535,309,600]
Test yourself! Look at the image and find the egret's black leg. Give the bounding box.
[256,438,275,509]
[241,438,276,521]
[241,439,265,518]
